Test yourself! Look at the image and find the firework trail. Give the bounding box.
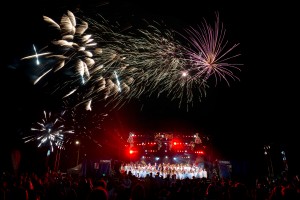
[21,10,241,110]
[23,110,74,152]
[83,15,197,108]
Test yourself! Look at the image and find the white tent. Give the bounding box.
[67,163,82,174]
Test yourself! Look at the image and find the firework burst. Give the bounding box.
[23,110,74,152]
[178,12,242,87]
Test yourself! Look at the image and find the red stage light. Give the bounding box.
[195,150,205,154]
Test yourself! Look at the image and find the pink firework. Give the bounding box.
[180,13,242,86]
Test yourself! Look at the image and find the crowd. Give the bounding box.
[1,163,299,200]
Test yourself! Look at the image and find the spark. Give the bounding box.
[33,44,40,65]
[114,71,122,92]
[85,99,92,111]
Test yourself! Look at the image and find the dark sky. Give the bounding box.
[1,0,299,174]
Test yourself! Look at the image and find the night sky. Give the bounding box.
[1,0,299,176]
